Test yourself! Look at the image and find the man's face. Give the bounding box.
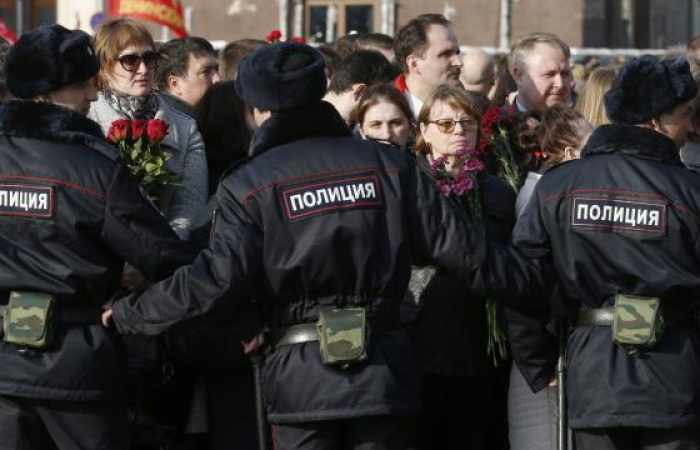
[656,100,694,148]
[514,43,572,112]
[411,24,462,89]
[169,53,220,106]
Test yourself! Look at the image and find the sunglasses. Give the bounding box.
[116,51,160,72]
[427,118,477,134]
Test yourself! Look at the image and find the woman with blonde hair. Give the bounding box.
[575,65,618,127]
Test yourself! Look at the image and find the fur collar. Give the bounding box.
[582,123,681,165]
[248,101,350,157]
[0,100,108,149]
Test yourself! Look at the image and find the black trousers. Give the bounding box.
[575,427,700,450]
[0,395,129,450]
[271,416,414,450]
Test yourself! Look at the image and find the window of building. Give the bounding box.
[305,0,379,44]
[0,0,55,35]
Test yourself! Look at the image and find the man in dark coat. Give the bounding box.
[0,25,195,449]
[103,42,489,450]
[509,55,700,449]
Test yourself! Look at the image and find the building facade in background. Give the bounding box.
[4,0,700,50]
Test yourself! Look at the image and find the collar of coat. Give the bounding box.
[248,100,350,157]
[582,123,682,165]
[0,100,108,148]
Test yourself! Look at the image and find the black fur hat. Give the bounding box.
[235,42,326,111]
[6,25,99,99]
[604,55,697,124]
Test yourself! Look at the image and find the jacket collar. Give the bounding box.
[0,100,107,146]
[582,123,682,165]
[248,101,351,157]
[158,92,196,120]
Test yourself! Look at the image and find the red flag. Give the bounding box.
[0,17,17,44]
[109,0,187,37]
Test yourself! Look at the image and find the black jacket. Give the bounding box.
[511,124,700,428]
[112,101,483,423]
[413,155,516,376]
[0,101,195,401]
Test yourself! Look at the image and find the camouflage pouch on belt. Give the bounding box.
[2,291,55,349]
[612,294,664,349]
[316,307,368,369]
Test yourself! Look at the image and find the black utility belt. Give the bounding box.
[0,305,102,324]
[272,307,400,369]
[576,294,692,356]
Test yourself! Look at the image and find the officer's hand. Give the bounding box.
[101,308,114,328]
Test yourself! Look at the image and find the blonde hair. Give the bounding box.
[93,18,155,89]
[414,85,484,155]
[575,66,618,127]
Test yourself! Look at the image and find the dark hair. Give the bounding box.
[219,39,267,81]
[328,50,396,94]
[334,34,362,59]
[317,45,341,81]
[356,33,394,51]
[415,85,484,155]
[490,53,516,107]
[518,105,588,171]
[394,14,451,74]
[195,80,251,196]
[352,83,414,129]
[157,36,216,90]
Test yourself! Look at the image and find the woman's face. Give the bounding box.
[360,100,412,148]
[104,44,157,96]
[419,99,478,159]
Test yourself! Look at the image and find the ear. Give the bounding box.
[406,54,420,75]
[419,121,427,136]
[167,74,180,94]
[511,63,525,85]
[352,83,367,100]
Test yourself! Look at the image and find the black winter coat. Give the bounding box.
[0,101,195,401]
[413,155,516,376]
[510,124,700,428]
[112,101,483,424]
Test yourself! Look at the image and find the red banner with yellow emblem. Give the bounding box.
[109,0,187,37]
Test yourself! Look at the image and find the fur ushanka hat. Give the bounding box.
[235,42,326,111]
[604,55,697,124]
[6,24,99,99]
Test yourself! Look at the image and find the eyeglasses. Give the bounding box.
[427,118,477,134]
[116,51,160,72]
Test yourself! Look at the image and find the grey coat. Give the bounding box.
[88,92,208,238]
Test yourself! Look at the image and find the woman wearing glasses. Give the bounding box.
[88,18,208,239]
[411,85,516,450]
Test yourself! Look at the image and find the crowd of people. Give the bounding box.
[1,9,700,450]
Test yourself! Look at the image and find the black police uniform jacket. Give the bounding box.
[510,124,700,429]
[112,101,483,424]
[0,101,194,401]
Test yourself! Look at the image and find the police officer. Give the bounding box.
[103,43,485,450]
[0,25,195,449]
[507,56,700,449]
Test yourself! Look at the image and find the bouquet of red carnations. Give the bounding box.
[107,118,178,200]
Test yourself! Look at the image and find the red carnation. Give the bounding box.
[146,119,169,144]
[131,119,147,140]
[291,36,306,44]
[107,119,130,143]
[266,29,282,43]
